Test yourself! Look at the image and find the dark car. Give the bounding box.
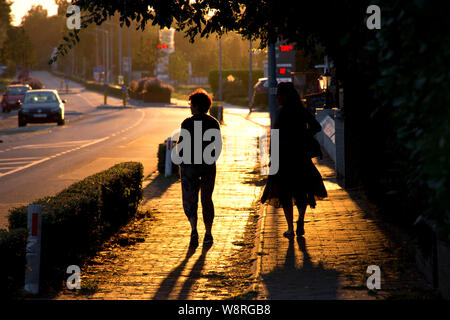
[18,90,66,127]
[1,84,32,112]
[250,78,269,109]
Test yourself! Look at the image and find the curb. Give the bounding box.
[251,203,267,299]
[228,110,269,299]
[223,109,269,129]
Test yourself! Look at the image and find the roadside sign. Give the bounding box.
[275,40,296,78]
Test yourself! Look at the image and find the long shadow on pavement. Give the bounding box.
[142,172,179,202]
[152,242,212,299]
[152,244,198,299]
[176,243,213,300]
[261,236,339,299]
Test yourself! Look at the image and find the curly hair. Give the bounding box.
[188,88,212,113]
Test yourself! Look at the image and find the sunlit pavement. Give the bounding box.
[56,111,266,300]
[55,107,430,300]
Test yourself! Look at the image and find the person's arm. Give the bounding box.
[303,108,322,135]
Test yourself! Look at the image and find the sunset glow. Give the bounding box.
[10,0,58,26]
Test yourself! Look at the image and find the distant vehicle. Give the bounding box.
[18,89,66,127]
[250,78,291,109]
[250,78,270,109]
[1,84,32,113]
[0,65,7,76]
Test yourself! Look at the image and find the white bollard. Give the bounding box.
[24,204,42,295]
[165,137,173,177]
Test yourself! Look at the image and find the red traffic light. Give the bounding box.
[280,45,293,52]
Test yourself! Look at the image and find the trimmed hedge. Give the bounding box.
[129,77,173,103]
[2,162,143,297]
[49,70,125,98]
[85,81,124,98]
[0,228,27,298]
[208,69,264,98]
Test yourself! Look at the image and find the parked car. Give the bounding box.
[18,90,66,127]
[250,77,292,109]
[250,77,269,109]
[1,84,32,112]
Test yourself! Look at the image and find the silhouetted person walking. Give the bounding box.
[261,82,327,238]
[177,89,221,246]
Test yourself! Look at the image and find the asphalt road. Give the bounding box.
[0,71,190,229]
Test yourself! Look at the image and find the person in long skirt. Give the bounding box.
[261,82,327,238]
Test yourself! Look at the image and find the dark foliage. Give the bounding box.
[51,0,449,239]
[3,162,143,297]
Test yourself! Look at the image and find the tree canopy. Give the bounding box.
[51,0,450,239]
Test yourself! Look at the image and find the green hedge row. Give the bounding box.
[84,80,124,98]
[50,71,125,98]
[1,162,143,298]
[208,69,264,97]
[0,228,28,298]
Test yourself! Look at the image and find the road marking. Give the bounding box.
[10,140,96,150]
[0,137,108,179]
[0,161,35,165]
[0,109,145,179]
[0,157,42,161]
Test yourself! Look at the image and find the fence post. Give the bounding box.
[218,105,223,123]
[165,137,173,177]
[24,204,42,295]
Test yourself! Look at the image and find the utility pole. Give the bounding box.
[127,26,131,84]
[268,41,277,128]
[110,21,114,83]
[95,29,99,68]
[248,39,253,110]
[106,29,109,83]
[119,22,122,77]
[218,37,223,101]
[102,28,106,82]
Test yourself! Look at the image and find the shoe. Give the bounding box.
[189,230,199,247]
[283,230,295,239]
[296,220,305,236]
[203,233,214,245]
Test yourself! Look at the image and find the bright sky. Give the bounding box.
[10,0,59,26]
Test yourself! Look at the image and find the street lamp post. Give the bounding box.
[127,26,131,84]
[248,39,253,111]
[268,41,277,128]
[218,37,223,101]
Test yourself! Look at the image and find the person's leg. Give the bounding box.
[296,202,307,236]
[282,204,294,237]
[200,165,216,241]
[181,166,200,237]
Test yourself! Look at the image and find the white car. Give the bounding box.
[18,89,66,127]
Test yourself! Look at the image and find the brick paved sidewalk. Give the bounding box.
[246,113,432,300]
[56,112,266,300]
[55,108,431,300]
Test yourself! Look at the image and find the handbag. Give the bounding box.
[305,134,323,159]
